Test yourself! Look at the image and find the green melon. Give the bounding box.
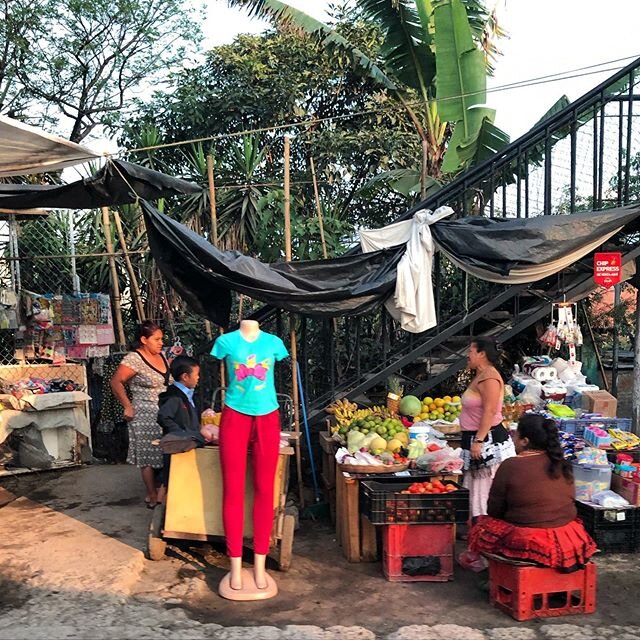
[399,395,422,417]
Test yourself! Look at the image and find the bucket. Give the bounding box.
[572,462,611,501]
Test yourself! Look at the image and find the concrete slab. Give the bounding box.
[0,495,145,595]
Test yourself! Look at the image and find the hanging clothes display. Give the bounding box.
[360,206,454,333]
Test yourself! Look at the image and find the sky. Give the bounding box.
[201,0,640,141]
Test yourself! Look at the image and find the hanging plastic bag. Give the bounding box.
[458,550,488,572]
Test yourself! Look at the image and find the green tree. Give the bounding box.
[226,0,510,192]
[122,18,424,254]
[0,0,203,141]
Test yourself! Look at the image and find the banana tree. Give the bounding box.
[227,0,510,195]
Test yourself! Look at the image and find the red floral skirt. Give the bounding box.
[469,516,597,570]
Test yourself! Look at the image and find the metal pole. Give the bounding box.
[633,285,640,433]
[114,209,145,321]
[284,135,304,509]
[612,284,621,396]
[101,207,126,348]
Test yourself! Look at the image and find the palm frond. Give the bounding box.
[227,0,397,91]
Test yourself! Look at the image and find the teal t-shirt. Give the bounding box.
[211,330,289,416]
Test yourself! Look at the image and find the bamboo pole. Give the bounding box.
[113,209,145,322]
[309,157,328,260]
[101,207,126,347]
[284,135,304,509]
[206,154,223,391]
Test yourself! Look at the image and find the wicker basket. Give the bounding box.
[339,462,409,474]
[431,421,461,435]
[386,392,401,415]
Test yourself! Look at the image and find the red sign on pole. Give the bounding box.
[594,252,622,288]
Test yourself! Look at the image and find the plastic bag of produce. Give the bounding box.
[416,447,463,473]
[592,490,629,508]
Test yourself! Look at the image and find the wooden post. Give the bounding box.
[101,207,126,347]
[113,209,145,322]
[206,154,223,391]
[206,155,218,246]
[310,157,328,260]
[284,135,304,509]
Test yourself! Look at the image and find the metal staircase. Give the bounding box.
[255,56,640,423]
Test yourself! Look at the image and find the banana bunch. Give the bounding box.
[326,398,360,425]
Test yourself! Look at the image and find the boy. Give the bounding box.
[156,355,207,500]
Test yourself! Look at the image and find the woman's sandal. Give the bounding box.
[145,498,158,509]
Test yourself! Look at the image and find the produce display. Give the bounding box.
[328,398,411,466]
[410,395,462,423]
[400,479,460,494]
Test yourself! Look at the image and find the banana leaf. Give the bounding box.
[433,0,486,125]
[361,168,440,197]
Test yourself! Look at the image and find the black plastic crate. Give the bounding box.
[576,500,639,528]
[576,500,640,553]
[360,479,469,525]
[588,527,639,554]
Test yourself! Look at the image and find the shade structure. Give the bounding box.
[0,115,99,177]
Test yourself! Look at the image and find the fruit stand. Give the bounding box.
[325,392,468,566]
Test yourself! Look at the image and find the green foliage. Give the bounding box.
[0,0,203,141]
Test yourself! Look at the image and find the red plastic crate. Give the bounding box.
[382,524,454,582]
[488,558,597,621]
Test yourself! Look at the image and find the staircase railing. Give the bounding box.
[250,56,640,414]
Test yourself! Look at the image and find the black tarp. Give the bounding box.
[142,200,640,327]
[141,200,401,327]
[0,159,200,209]
[430,204,640,275]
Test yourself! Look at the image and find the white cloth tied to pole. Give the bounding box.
[360,206,454,333]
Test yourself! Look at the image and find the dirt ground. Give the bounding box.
[1,463,638,636]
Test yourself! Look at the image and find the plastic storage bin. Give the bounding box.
[572,462,611,501]
[382,523,454,582]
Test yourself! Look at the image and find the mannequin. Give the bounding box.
[211,319,289,601]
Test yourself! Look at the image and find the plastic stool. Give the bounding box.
[488,557,596,621]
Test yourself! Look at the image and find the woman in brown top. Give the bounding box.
[469,413,596,569]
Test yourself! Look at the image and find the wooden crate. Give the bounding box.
[335,468,378,563]
[319,431,337,490]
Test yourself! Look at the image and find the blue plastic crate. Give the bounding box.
[558,417,632,436]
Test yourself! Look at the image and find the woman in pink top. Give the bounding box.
[460,337,515,520]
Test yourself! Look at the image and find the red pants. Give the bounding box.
[219,405,281,557]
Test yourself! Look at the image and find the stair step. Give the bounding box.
[485,310,513,320]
